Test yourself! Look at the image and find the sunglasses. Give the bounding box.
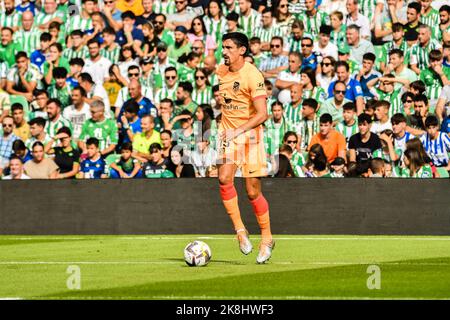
[287,140,297,144]
[192,47,202,50]
[157,48,167,52]
[301,43,313,47]
[270,44,281,48]
[165,76,176,80]
[175,0,186,4]
[335,90,346,94]
[195,76,206,80]
[104,0,114,3]
[128,73,139,77]
[2,124,13,128]
[154,21,164,25]
[279,4,288,8]
[321,62,332,66]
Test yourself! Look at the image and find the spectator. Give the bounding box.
[78,100,118,156]
[190,138,217,177]
[63,86,91,142]
[346,24,375,65]
[300,35,320,72]
[2,155,30,180]
[12,139,33,164]
[345,0,371,40]
[132,114,162,162]
[274,153,295,178]
[313,25,338,60]
[0,116,19,175]
[419,115,450,171]
[24,141,59,179]
[43,42,69,86]
[309,113,346,163]
[83,39,113,85]
[319,81,351,124]
[275,51,302,104]
[170,147,195,178]
[0,27,22,67]
[175,81,198,115]
[44,126,80,179]
[371,101,393,135]
[300,67,326,107]
[316,56,336,93]
[11,103,30,142]
[348,113,383,164]
[109,142,143,178]
[355,53,381,100]
[79,137,107,179]
[400,148,433,178]
[143,142,174,178]
[260,36,288,84]
[6,51,40,102]
[169,26,191,61]
[78,72,111,115]
[335,102,358,144]
[45,98,73,138]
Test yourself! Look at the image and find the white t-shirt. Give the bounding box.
[3,173,31,180]
[313,42,338,60]
[83,56,112,85]
[62,103,91,140]
[89,84,111,117]
[371,121,392,135]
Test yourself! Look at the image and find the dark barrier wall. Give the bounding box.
[0,179,449,235]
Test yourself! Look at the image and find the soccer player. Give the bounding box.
[216,32,273,264]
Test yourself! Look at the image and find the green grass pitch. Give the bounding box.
[1,235,450,300]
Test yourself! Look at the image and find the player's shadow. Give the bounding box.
[163,257,247,265]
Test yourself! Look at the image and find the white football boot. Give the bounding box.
[256,240,275,264]
[236,229,253,255]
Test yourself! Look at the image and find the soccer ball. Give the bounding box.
[184,240,212,267]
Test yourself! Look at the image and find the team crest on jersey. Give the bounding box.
[233,81,240,92]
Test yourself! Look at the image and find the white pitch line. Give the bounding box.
[0,261,449,266]
[25,296,450,300]
[2,236,450,241]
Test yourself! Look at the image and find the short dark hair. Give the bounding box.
[11,103,24,112]
[178,81,193,94]
[86,137,100,148]
[69,57,85,67]
[40,32,52,42]
[389,48,404,58]
[222,32,250,56]
[358,113,372,124]
[410,80,426,95]
[335,61,350,72]
[12,139,27,152]
[32,141,44,150]
[303,98,319,112]
[70,29,84,38]
[121,142,133,152]
[391,113,407,125]
[103,26,116,36]
[73,86,87,97]
[160,98,174,107]
[57,126,72,137]
[123,100,140,114]
[392,22,404,33]
[28,117,46,127]
[425,115,439,128]
[121,10,136,20]
[413,94,428,105]
[87,38,100,47]
[53,66,68,79]
[160,129,172,138]
[79,72,94,83]
[343,102,356,112]
[15,51,28,61]
[408,1,421,14]
[363,52,376,62]
[47,98,62,109]
[164,66,177,74]
[149,142,162,153]
[319,113,333,124]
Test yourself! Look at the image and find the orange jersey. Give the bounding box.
[216,62,267,130]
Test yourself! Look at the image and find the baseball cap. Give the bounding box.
[175,25,188,34]
[157,41,168,50]
[140,56,154,65]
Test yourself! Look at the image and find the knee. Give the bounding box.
[246,190,260,201]
[218,174,233,185]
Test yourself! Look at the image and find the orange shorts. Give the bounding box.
[217,127,268,178]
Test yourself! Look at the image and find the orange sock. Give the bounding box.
[250,194,272,242]
[220,183,245,232]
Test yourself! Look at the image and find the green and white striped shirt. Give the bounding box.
[420,8,440,30]
[100,45,121,64]
[203,16,227,44]
[253,23,283,44]
[335,119,358,144]
[286,36,302,53]
[296,10,330,38]
[13,27,41,56]
[330,25,347,47]
[0,11,22,29]
[153,0,176,14]
[192,86,213,105]
[302,87,326,106]
[410,39,442,70]
[238,9,261,38]
[221,2,240,16]
[420,66,450,101]
[358,0,382,23]
[377,88,403,118]
[283,102,303,125]
[65,15,93,34]
[298,116,320,150]
[63,46,90,61]
[154,85,178,104]
[45,115,73,138]
[264,117,295,156]
[34,11,66,28]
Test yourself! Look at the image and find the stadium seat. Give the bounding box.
[436,167,449,178]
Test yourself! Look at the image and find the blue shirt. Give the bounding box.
[16,3,36,15]
[80,156,107,179]
[67,77,79,89]
[117,98,158,124]
[328,78,364,102]
[30,50,46,69]
[116,28,144,46]
[301,53,319,71]
[442,117,450,134]
[0,134,19,160]
[358,71,381,99]
[122,117,142,143]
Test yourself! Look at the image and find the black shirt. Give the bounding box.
[348,133,382,163]
[53,147,80,175]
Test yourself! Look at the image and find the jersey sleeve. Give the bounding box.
[248,67,267,100]
[109,120,119,145]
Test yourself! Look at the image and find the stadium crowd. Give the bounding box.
[0,0,449,179]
